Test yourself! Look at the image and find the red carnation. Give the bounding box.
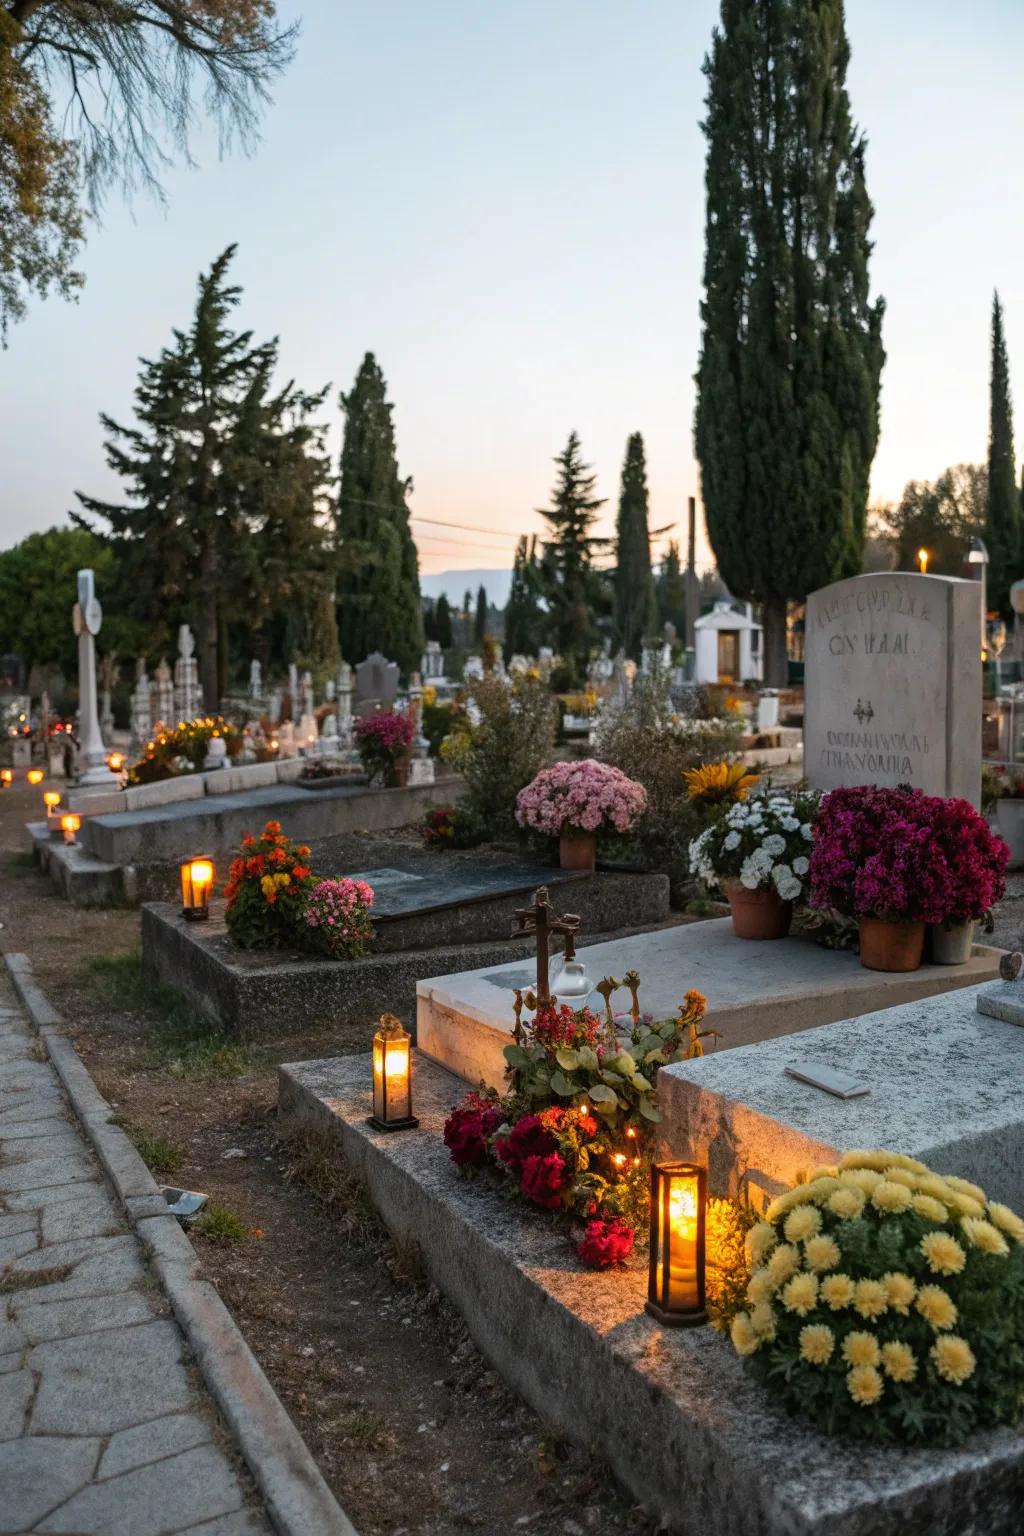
[494,1114,557,1171]
[577,1217,635,1270]
[519,1151,566,1209]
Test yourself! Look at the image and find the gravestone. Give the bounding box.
[249,659,262,700]
[173,626,202,722]
[804,572,981,806]
[151,658,174,727]
[421,641,445,679]
[72,569,117,787]
[130,663,151,753]
[355,652,399,711]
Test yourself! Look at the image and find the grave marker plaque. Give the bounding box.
[804,571,980,806]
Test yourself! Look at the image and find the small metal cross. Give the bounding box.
[511,885,581,1007]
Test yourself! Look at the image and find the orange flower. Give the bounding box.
[298,845,311,858]
[292,865,310,880]
[269,847,286,865]
[683,987,707,1020]
[264,820,282,836]
[242,834,256,848]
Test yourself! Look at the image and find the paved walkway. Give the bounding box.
[0,976,272,1535]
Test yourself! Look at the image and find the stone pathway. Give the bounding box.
[0,978,273,1535]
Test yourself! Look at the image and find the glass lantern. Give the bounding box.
[180,857,214,920]
[1,769,12,788]
[43,790,62,824]
[61,813,81,845]
[27,768,44,786]
[646,1161,708,1327]
[368,1014,419,1132]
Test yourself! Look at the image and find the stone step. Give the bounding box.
[30,822,133,907]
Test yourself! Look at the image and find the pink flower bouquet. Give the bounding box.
[303,877,375,959]
[354,710,414,786]
[515,759,647,840]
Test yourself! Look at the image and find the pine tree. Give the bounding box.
[986,292,1020,616]
[75,246,332,708]
[474,584,488,646]
[537,432,606,682]
[336,353,423,673]
[695,0,885,685]
[435,592,453,650]
[613,432,658,659]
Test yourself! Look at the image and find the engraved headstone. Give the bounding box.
[421,640,445,679]
[804,572,981,806]
[173,625,202,722]
[249,659,262,700]
[354,652,399,710]
[152,658,173,728]
[130,663,152,753]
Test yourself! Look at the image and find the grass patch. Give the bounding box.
[0,1264,73,1293]
[88,950,253,1079]
[7,850,36,874]
[192,1202,248,1242]
[344,1408,386,1444]
[111,1116,184,1176]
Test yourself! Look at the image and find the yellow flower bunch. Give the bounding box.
[682,759,759,804]
[727,1147,1024,1446]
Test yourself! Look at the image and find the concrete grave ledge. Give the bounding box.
[658,982,1024,1209]
[30,820,137,906]
[4,951,357,1536]
[416,918,1001,1090]
[279,1051,1024,1536]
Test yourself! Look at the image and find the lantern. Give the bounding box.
[646,1161,707,1327]
[1,769,12,788]
[61,813,81,845]
[180,857,214,920]
[43,790,62,823]
[27,768,44,786]
[917,548,929,575]
[106,751,126,774]
[368,1013,418,1132]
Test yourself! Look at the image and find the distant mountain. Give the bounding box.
[419,567,512,609]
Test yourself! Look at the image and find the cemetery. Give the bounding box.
[4,6,1024,1533]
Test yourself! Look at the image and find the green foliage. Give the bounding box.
[695,0,884,681]
[657,541,687,642]
[440,673,557,835]
[474,583,488,646]
[877,464,986,577]
[421,699,456,756]
[114,1118,183,1175]
[986,293,1021,617]
[192,1202,248,1243]
[504,536,544,658]
[88,949,253,1077]
[128,716,243,782]
[536,433,607,684]
[0,525,141,679]
[336,352,423,673]
[614,432,658,660]
[434,591,453,650]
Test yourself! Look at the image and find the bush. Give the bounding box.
[224,821,316,949]
[420,804,484,848]
[440,674,557,836]
[729,1149,1024,1446]
[127,715,243,785]
[422,700,458,756]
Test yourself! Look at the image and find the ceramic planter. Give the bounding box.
[559,830,596,871]
[929,920,975,965]
[858,917,924,973]
[722,880,793,940]
[994,798,1024,871]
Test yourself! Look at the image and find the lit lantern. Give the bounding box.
[646,1161,708,1328]
[27,768,44,786]
[180,857,214,920]
[61,813,81,845]
[368,1013,419,1132]
[43,790,62,823]
[1,769,12,788]
[106,751,126,774]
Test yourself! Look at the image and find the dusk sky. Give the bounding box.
[4,0,1024,589]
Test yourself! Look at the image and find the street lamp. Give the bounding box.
[968,536,990,660]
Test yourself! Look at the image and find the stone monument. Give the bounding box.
[72,570,117,787]
[151,658,174,728]
[421,641,445,680]
[249,659,262,701]
[173,626,202,722]
[130,662,152,753]
[804,571,981,806]
[354,652,399,715]
[336,661,354,743]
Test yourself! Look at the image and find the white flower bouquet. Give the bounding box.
[688,787,818,903]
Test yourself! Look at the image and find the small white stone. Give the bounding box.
[220,1148,245,1160]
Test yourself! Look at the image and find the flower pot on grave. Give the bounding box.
[722,880,793,940]
[928,920,975,965]
[858,917,924,973]
[559,829,596,871]
[390,755,410,789]
[994,799,1024,871]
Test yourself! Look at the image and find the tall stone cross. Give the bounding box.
[511,886,582,1007]
[73,569,117,786]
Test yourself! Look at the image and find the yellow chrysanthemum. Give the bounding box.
[745,1221,778,1267]
[960,1217,1010,1257]
[882,1167,918,1190]
[804,1235,841,1273]
[749,1302,776,1338]
[931,1335,976,1386]
[988,1202,1024,1243]
[871,1180,913,1214]
[920,1231,967,1276]
[846,1364,884,1406]
[882,1272,916,1314]
[821,1273,856,1310]
[881,1341,918,1383]
[915,1284,957,1331]
[765,1243,801,1286]
[839,1168,882,1194]
[839,1149,926,1176]
[731,1312,760,1357]
[943,1174,987,1205]
[682,760,759,803]
[746,1269,777,1307]
[828,1187,866,1221]
[842,1331,881,1368]
[780,1273,819,1316]
[260,875,276,897]
[913,1174,954,1203]
[911,1194,949,1224]
[766,1183,820,1222]
[854,1279,889,1320]
[802,1176,842,1204]
[808,1165,839,1181]
[784,1206,822,1244]
[942,1189,986,1220]
[799,1324,835,1366]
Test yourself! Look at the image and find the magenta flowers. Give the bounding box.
[809,786,1008,925]
[514,759,647,838]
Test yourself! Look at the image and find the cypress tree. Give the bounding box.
[657,541,688,639]
[474,584,488,646]
[435,592,453,650]
[336,353,423,673]
[986,292,1020,616]
[695,0,885,685]
[613,432,658,659]
[504,536,543,656]
[537,431,606,683]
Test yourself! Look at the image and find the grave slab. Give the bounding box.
[657,982,1024,1208]
[278,1051,1024,1536]
[416,918,1001,1090]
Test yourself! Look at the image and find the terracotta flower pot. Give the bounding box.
[389,755,410,788]
[858,917,924,973]
[722,880,793,940]
[559,829,596,871]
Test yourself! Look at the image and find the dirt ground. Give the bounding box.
[0,782,658,1536]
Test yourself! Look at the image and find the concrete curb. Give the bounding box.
[4,950,357,1536]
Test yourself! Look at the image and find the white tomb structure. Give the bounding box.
[72,569,118,788]
[693,601,763,685]
[173,626,203,721]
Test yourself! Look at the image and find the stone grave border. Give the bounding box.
[4,951,357,1536]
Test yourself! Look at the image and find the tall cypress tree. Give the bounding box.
[504,536,543,656]
[336,353,423,673]
[613,432,658,659]
[986,292,1020,617]
[435,592,453,650]
[474,584,488,646]
[695,0,885,684]
[537,431,606,683]
[657,541,688,639]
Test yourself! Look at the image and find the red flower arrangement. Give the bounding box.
[577,1217,636,1269]
[354,710,414,786]
[223,820,377,957]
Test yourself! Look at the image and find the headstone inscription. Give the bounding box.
[804,572,981,806]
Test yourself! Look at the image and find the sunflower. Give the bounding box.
[682,760,759,804]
